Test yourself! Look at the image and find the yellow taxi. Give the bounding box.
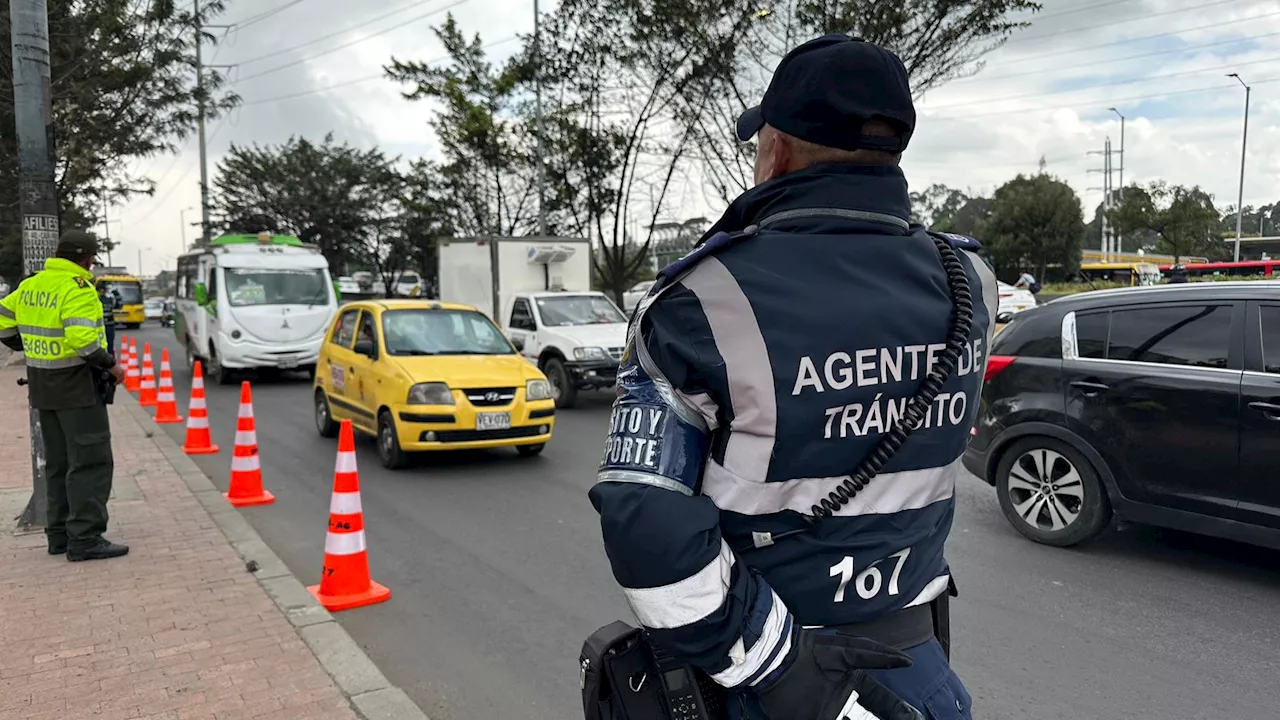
[313,299,556,468]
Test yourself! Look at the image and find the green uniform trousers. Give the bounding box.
[38,404,113,551]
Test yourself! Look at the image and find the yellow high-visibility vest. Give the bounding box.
[0,257,106,369]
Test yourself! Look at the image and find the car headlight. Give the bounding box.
[526,379,553,401]
[407,382,454,405]
[573,346,608,361]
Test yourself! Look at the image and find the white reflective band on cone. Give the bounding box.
[141,381,155,389]
[238,404,254,418]
[193,378,205,389]
[158,392,175,402]
[324,530,367,556]
[190,397,206,410]
[231,454,260,472]
[334,452,357,474]
[235,430,257,447]
[187,416,209,429]
[329,491,362,515]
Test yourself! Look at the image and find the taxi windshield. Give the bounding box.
[535,295,625,326]
[224,268,329,307]
[381,309,514,356]
[98,281,142,305]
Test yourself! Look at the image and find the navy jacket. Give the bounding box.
[589,163,998,690]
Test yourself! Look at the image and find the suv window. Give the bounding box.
[991,310,1059,358]
[1074,311,1109,360]
[332,309,359,347]
[1258,305,1280,373]
[1106,304,1229,369]
[510,298,536,330]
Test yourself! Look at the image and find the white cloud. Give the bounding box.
[111,0,1280,277]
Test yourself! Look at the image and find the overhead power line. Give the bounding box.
[958,11,1280,85]
[233,0,310,30]
[233,0,469,71]
[124,121,228,226]
[929,75,1280,122]
[1024,0,1143,22]
[1000,0,1251,48]
[239,34,519,107]
[927,54,1280,110]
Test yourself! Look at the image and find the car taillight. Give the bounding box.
[984,355,1016,381]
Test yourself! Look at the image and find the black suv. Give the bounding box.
[964,282,1280,550]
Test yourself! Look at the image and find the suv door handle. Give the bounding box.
[1070,380,1110,394]
[1248,401,1280,419]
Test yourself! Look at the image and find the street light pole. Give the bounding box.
[1229,73,1250,262]
[533,0,547,238]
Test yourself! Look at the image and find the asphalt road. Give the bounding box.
[126,325,1280,720]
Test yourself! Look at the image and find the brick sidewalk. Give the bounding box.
[0,366,364,720]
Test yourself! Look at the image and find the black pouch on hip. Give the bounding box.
[580,621,671,720]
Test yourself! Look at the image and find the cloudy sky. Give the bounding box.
[109,0,1280,276]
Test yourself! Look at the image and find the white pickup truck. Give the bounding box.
[437,237,627,408]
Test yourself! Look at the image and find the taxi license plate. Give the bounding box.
[476,412,511,431]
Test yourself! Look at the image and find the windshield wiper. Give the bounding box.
[393,349,439,356]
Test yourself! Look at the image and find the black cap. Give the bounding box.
[736,34,915,154]
[56,229,99,256]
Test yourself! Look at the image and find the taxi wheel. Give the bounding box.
[314,390,338,439]
[516,444,545,458]
[543,358,577,409]
[377,410,409,470]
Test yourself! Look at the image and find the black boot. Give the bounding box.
[48,542,67,555]
[67,539,130,562]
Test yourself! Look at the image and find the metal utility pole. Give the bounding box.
[10,0,59,532]
[1229,73,1250,262]
[102,193,113,265]
[533,0,547,237]
[1109,108,1125,252]
[1087,138,1116,261]
[195,0,211,244]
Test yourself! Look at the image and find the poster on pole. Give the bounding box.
[21,214,58,275]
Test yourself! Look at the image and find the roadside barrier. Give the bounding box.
[307,419,391,612]
[181,361,219,455]
[224,381,275,507]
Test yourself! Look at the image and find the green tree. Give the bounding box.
[1086,186,1159,254]
[1107,182,1227,262]
[911,184,970,229]
[211,135,404,271]
[386,16,535,238]
[519,0,748,301]
[0,0,238,281]
[685,0,1043,203]
[936,196,993,238]
[983,173,1084,279]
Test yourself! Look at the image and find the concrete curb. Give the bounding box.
[121,396,430,720]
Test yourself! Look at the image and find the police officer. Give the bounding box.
[590,36,997,720]
[0,230,130,562]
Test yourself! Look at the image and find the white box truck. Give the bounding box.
[437,237,629,408]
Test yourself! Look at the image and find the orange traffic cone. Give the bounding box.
[224,381,274,507]
[138,343,157,407]
[182,361,219,455]
[125,338,140,393]
[307,420,391,612]
[117,334,129,363]
[153,348,184,424]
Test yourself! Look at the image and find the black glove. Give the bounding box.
[755,629,925,720]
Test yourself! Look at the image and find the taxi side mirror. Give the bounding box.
[354,339,377,358]
[510,336,525,351]
[194,283,208,306]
